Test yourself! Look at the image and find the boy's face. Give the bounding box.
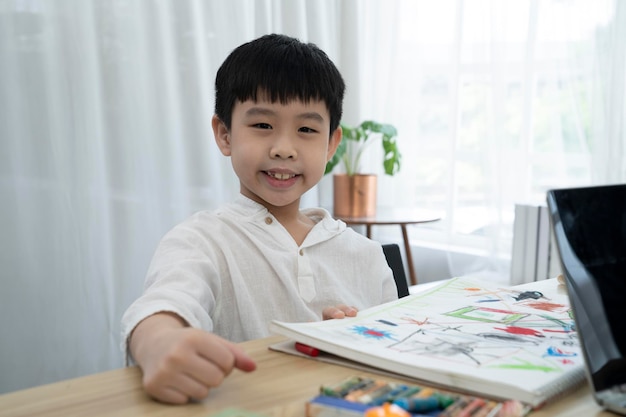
[213,96,341,211]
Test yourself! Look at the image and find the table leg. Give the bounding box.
[366,225,372,239]
[401,224,417,286]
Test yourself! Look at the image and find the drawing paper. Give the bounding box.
[270,276,585,407]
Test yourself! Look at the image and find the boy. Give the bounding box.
[121,33,398,404]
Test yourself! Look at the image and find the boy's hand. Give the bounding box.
[129,313,256,404]
[322,304,358,320]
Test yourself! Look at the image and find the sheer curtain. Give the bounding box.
[0,0,351,393]
[341,0,626,278]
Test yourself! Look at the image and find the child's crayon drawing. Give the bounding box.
[306,277,580,373]
[273,276,585,406]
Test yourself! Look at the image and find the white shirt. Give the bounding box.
[120,195,398,354]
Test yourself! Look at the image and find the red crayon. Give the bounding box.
[456,397,486,417]
[295,342,321,357]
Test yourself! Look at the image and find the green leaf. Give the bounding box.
[324,120,401,176]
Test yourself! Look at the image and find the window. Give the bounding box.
[357,0,617,260]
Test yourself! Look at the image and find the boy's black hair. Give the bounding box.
[214,33,345,135]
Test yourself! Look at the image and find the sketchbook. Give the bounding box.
[269,276,585,408]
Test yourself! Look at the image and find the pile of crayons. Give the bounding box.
[316,376,529,417]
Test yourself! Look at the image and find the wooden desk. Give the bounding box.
[0,335,611,417]
[335,208,441,286]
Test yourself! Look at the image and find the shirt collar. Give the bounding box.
[228,194,346,246]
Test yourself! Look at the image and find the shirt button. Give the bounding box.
[265,217,273,225]
[299,249,304,256]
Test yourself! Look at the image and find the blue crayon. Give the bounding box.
[373,384,411,405]
[393,396,441,413]
[391,385,422,400]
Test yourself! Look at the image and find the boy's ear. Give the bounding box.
[212,115,231,156]
[326,126,342,161]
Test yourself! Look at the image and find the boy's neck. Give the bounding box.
[266,201,315,246]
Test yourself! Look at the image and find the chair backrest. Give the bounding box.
[382,243,410,298]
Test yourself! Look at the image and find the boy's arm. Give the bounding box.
[129,312,256,404]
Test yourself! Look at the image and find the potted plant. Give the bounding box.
[325,120,401,218]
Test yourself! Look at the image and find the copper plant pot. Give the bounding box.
[333,174,377,218]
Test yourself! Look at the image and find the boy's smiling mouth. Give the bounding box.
[265,171,297,181]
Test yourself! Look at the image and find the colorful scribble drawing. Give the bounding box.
[493,326,544,337]
[271,276,585,406]
[350,325,396,341]
[325,277,580,372]
[445,306,528,324]
[513,290,545,301]
[396,338,488,366]
[524,300,568,312]
[545,346,578,358]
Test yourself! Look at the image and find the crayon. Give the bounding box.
[415,387,435,398]
[470,400,499,417]
[365,402,412,417]
[456,397,486,417]
[357,383,397,404]
[388,385,422,402]
[484,403,503,417]
[337,377,375,398]
[344,380,386,402]
[393,387,443,412]
[320,376,365,397]
[295,342,320,357]
[393,395,441,413]
[497,399,530,417]
[439,396,471,417]
[345,378,376,393]
[374,384,411,405]
[433,392,457,409]
[335,378,373,400]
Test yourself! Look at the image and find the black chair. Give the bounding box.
[382,243,410,298]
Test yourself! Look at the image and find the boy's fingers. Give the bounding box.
[193,334,256,376]
[344,305,358,317]
[322,305,358,320]
[322,306,343,320]
[334,304,358,317]
[223,340,257,373]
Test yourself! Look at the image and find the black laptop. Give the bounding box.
[547,184,626,415]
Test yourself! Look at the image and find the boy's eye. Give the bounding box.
[299,126,318,133]
[253,123,272,129]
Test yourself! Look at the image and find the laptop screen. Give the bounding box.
[547,184,626,393]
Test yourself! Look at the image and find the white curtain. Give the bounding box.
[1,0,624,394]
[0,0,352,393]
[334,0,625,277]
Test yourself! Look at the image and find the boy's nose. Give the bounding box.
[270,135,297,159]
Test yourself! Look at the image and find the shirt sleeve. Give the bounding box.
[119,222,218,362]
